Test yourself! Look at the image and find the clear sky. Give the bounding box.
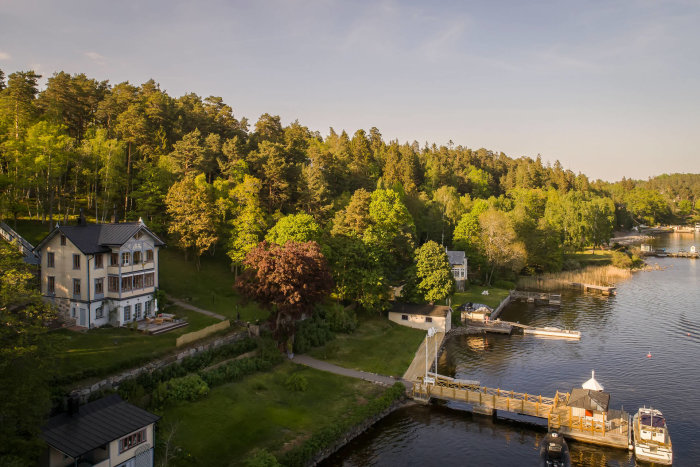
[1,0,698,181]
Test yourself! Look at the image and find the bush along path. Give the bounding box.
[115,337,283,410]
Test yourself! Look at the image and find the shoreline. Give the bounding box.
[309,398,416,466]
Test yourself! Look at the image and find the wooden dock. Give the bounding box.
[510,290,561,305]
[666,252,699,259]
[411,375,629,450]
[465,320,513,334]
[569,282,616,295]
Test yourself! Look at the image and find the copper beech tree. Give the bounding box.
[235,241,333,349]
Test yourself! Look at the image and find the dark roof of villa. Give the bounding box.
[391,302,452,318]
[446,250,466,266]
[34,222,164,254]
[567,388,610,412]
[41,394,160,458]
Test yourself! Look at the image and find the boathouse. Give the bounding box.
[389,303,452,333]
[567,371,610,423]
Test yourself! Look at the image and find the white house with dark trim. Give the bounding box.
[447,250,468,291]
[34,218,164,328]
[41,394,160,467]
[389,303,452,333]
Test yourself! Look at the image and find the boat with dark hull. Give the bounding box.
[540,431,570,467]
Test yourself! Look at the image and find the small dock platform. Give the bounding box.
[467,319,581,340]
[510,290,561,305]
[570,282,616,295]
[465,320,513,334]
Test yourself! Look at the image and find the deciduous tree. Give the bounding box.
[235,241,333,348]
[415,240,454,303]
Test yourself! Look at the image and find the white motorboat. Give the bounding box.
[633,407,673,465]
[523,326,581,339]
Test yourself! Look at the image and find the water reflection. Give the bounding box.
[323,235,700,466]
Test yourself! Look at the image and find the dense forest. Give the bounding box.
[1,69,699,300]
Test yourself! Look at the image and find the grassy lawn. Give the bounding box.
[308,316,425,377]
[159,362,386,466]
[566,248,614,266]
[159,248,268,322]
[52,306,221,384]
[451,285,511,309]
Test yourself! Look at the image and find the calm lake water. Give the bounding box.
[323,233,700,466]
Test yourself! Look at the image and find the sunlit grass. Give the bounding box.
[159,362,386,466]
[308,316,425,377]
[159,248,269,322]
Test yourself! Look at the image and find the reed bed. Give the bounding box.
[518,265,632,291]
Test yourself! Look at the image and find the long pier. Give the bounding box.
[411,375,630,449]
[510,290,561,305]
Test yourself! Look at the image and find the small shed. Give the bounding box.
[567,371,610,422]
[460,303,493,322]
[389,303,452,333]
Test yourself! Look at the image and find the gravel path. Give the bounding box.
[165,294,227,320]
[292,354,411,389]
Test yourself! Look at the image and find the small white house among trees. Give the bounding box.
[447,250,468,291]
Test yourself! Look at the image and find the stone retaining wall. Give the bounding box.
[309,399,410,466]
[71,330,248,402]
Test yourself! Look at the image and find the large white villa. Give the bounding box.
[34,217,165,328]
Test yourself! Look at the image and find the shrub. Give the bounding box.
[611,251,633,269]
[321,303,358,334]
[562,259,581,271]
[293,314,334,354]
[244,449,281,467]
[284,373,308,392]
[154,374,209,406]
[492,280,515,290]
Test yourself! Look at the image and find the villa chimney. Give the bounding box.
[111,204,119,224]
[67,395,80,416]
[78,208,87,226]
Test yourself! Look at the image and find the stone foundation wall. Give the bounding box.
[70,330,248,402]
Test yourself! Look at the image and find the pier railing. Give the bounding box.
[412,377,567,419]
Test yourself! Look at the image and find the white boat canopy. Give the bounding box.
[582,370,604,391]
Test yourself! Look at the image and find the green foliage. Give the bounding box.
[493,280,515,290]
[0,241,57,464]
[165,174,219,267]
[199,352,284,388]
[414,240,454,303]
[284,373,309,392]
[265,212,321,245]
[245,449,281,467]
[610,250,644,269]
[153,374,209,406]
[293,313,334,354]
[320,302,358,333]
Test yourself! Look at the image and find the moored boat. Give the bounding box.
[540,431,570,467]
[524,327,582,339]
[633,407,673,465]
